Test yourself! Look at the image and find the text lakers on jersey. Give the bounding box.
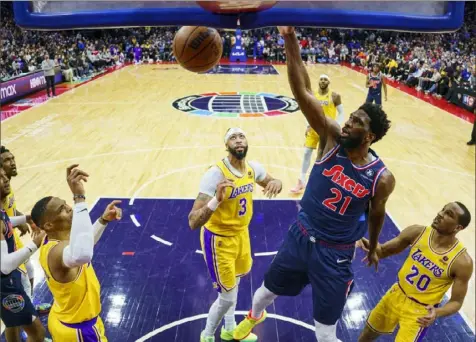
[398,226,466,305]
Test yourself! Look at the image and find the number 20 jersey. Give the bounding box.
[299,144,387,244]
[398,226,465,305]
[205,159,255,237]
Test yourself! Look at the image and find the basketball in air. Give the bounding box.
[173,26,223,73]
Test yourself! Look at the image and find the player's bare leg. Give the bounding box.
[358,325,381,341]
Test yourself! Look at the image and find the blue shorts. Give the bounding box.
[264,221,355,325]
[1,272,37,328]
[366,92,382,105]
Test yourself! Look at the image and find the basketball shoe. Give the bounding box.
[233,310,267,340]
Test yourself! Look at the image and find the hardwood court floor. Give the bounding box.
[1,63,475,334]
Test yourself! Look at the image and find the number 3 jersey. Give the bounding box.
[398,226,466,306]
[299,144,387,244]
[205,159,256,237]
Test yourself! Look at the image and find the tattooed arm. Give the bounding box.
[188,193,214,230]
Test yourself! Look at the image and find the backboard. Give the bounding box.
[13,1,465,32]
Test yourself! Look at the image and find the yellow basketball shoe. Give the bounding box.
[233,310,267,340]
[220,326,258,341]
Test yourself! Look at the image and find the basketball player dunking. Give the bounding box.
[234,26,396,342]
[188,128,282,342]
[365,64,387,106]
[358,202,473,341]
[290,75,345,193]
[30,164,122,341]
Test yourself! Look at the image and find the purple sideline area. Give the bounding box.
[20,198,475,342]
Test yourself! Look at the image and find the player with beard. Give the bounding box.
[291,75,345,193]
[188,128,283,342]
[234,27,396,342]
[357,202,472,341]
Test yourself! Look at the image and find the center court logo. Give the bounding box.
[172,92,299,118]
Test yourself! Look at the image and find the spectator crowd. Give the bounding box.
[1,1,475,99]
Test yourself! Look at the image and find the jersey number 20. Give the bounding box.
[405,265,431,291]
[323,188,352,215]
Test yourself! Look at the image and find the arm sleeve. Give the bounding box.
[198,167,223,197]
[336,104,345,126]
[25,258,34,279]
[93,219,107,245]
[62,202,95,268]
[10,216,26,227]
[0,240,37,275]
[248,161,267,182]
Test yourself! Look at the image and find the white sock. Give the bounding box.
[300,148,313,182]
[224,278,240,331]
[251,284,278,319]
[314,320,340,342]
[203,296,234,337]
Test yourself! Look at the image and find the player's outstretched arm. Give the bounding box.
[0,220,44,275]
[280,26,340,144]
[257,174,282,199]
[429,253,473,320]
[360,224,426,259]
[366,170,396,269]
[93,200,122,244]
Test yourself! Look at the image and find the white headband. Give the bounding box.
[224,128,246,144]
[320,74,330,81]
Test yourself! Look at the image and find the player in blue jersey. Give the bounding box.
[365,63,387,106]
[234,26,396,342]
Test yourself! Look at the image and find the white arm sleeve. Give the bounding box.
[62,202,94,268]
[248,161,267,182]
[0,240,37,275]
[93,219,107,245]
[336,104,345,126]
[25,258,34,279]
[10,215,27,227]
[198,166,223,197]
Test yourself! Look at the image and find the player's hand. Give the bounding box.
[31,227,46,248]
[278,26,295,35]
[66,164,89,196]
[216,179,235,202]
[263,179,282,199]
[101,200,122,222]
[417,305,437,327]
[366,249,379,272]
[17,222,31,236]
[385,95,388,101]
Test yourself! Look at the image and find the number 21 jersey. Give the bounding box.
[299,144,387,243]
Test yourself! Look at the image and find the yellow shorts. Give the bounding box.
[366,283,431,342]
[304,128,320,149]
[200,227,252,292]
[48,313,107,342]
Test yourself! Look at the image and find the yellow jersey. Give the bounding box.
[205,159,255,237]
[314,89,337,119]
[2,190,27,274]
[39,238,102,323]
[398,226,466,305]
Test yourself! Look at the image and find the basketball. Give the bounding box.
[173,26,223,73]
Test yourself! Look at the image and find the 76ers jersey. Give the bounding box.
[299,144,386,243]
[368,72,382,96]
[398,226,466,305]
[1,210,21,280]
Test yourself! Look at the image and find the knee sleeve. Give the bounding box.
[314,320,340,342]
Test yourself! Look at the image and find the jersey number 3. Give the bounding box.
[238,198,247,216]
[405,265,431,291]
[323,188,352,215]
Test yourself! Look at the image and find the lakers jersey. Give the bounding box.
[398,226,466,305]
[314,89,337,119]
[205,159,255,237]
[39,238,101,323]
[2,190,27,274]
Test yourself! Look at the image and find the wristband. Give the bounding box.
[73,194,86,200]
[207,197,221,211]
